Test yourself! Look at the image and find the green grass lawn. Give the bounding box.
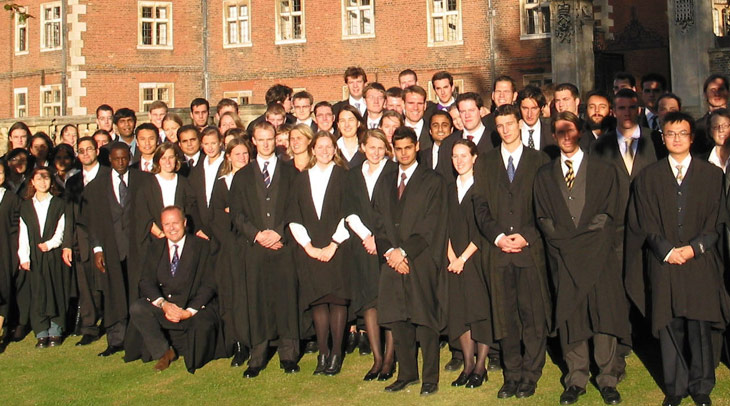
[2,335,730,405]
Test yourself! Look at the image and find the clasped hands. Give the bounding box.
[497,234,528,253]
[667,245,695,265]
[304,242,338,262]
[161,301,192,323]
[256,230,283,250]
[21,242,54,271]
[385,248,409,274]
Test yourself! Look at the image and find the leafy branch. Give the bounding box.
[4,3,33,23]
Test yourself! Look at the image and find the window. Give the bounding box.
[15,8,29,54]
[427,0,462,46]
[14,88,28,118]
[521,0,551,38]
[40,2,62,51]
[224,1,252,47]
[276,0,305,44]
[138,2,173,49]
[223,90,252,106]
[522,73,553,88]
[342,0,374,39]
[139,83,174,112]
[427,79,464,102]
[40,85,62,117]
[713,1,730,37]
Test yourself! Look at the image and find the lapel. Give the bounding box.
[552,159,577,229]
[174,176,185,207]
[319,166,340,220]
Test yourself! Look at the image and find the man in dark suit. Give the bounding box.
[84,142,151,357]
[129,123,159,173]
[639,73,667,131]
[534,112,629,405]
[363,83,386,129]
[129,205,220,373]
[580,90,613,152]
[517,85,559,159]
[372,126,447,396]
[190,98,211,131]
[398,69,418,89]
[229,121,300,377]
[385,87,405,116]
[425,71,456,116]
[473,104,552,399]
[333,66,368,118]
[418,111,453,180]
[292,91,317,132]
[246,85,296,135]
[481,76,518,149]
[652,93,683,159]
[401,85,432,151]
[694,74,729,156]
[313,101,336,135]
[61,137,110,346]
[177,125,204,178]
[112,108,140,164]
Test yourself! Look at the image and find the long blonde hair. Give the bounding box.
[306,131,346,170]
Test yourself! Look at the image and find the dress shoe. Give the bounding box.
[444,357,463,371]
[377,365,395,381]
[662,395,683,406]
[313,354,328,375]
[230,343,249,367]
[600,386,622,405]
[97,345,123,357]
[75,334,98,346]
[384,379,419,392]
[363,370,379,381]
[12,325,28,342]
[691,393,711,406]
[345,331,359,354]
[560,386,586,405]
[451,371,469,387]
[154,348,177,372]
[243,366,263,378]
[324,354,343,376]
[48,336,63,347]
[465,372,486,388]
[304,340,318,354]
[487,354,502,372]
[280,360,300,374]
[498,380,519,398]
[516,381,537,398]
[358,333,371,355]
[35,337,49,349]
[420,383,438,396]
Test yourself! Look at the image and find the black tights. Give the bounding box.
[312,303,347,357]
[459,330,489,375]
[363,308,395,373]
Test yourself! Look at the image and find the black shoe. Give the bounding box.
[35,337,49,349]
[280,360,300,374]
[358,332,371,355]
[444,357,463,371]
[516,381,537,398]
[76,334,98,346]
[487,355,502,372]
[313,354,328,375]
[97,345,123,357]
[243,365,263,378]
[439,339,447,349]
[345,332,358,354]
[48,336,63,347]
[600,386,622,405]
[377,365,395,381]
[363,370,379,381]
[384,379,419,392]
[230,343,248,367]
[451,371,469,387]
[324,354,343,376]
[465,372,486,388]
[498,380,519,398]
[12,325,28,342]
[691,393,711,406]
[420,383,438,396]
[662,395,683,406]
[560,386,586,405]
[304,340,318,354]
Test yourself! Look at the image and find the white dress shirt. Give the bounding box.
[0,187,5,205]
[18,195,65,265]
[463,122,486,146]
[367,115,382,129]
[221,173,234,189]
[155,174,178,207]
[501,143,524,172]
[668,154,692,184]
[140,157,154,172]
[297,117,313,127]
[521,121,542,150]
[349,96,367,116]
[456,174,474,204]
[203,154,224,206]
[398,161,419,187]
[708,146,729,173]
[405,119,425,142]
[345,159,387,240]
[256,155,277,180]
[184,151,201,167]
[431,143,440,169]
[560,148,585,177]
[337,137,359,162]
[111,170,129,204]
[616,126,640,156]
[82,162,101,186]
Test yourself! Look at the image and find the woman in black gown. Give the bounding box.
[0,161,20,341]
[289,131,350,376]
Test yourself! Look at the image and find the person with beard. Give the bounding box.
[580,90,613,152]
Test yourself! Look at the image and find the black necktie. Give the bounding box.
[528,129,535,149]
[118,173,128,207]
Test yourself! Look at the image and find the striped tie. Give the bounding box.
[676,164,684,184]
[565,160,575,190]
[262,161,271,188]
[170,244,179,277]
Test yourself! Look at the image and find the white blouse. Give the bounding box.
[18,195,65,264]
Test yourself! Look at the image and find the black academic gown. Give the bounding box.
[229,159,300,347]
[626,158,730,336]
[0,189,20,318]
[534,156,630,349]
[138,174,201,243]
[371,164,449,332]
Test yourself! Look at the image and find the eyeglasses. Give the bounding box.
[711,123,730,132]
[77,146,96,155]
[663,131,690,139]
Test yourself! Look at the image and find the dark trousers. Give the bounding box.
[388,321,439,384]
[129,298,216,360]
[659,318,715,397]
[563,333,618,389]
[76,259,102,336]
[249,338,299,367]
[500,264,547,383]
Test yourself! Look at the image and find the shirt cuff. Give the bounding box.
[289,223,312,247]
[152,297,165,307]
[331,218,351,244]
[186,308,198,316]
[93,246,103,253]
[345,214,372,240]
[663,248,674,262]
[494,233,506,247]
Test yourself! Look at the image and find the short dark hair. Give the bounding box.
[555,83,580,99]
[402,85,427,101]
[614,88,640,101]
[516,85,547,109]
[344,66,367,83]
[77,136,98,150]
[429,110,453,128]
[216,98,239,114]
[252,120,276,138]
[109,141,131,155]
[640,73,668,91]
[265,103,286,117]
[96,104,114,117]
[613,71,636,87]
[201,126,223,141]
[452,139,478,157]
[392,126,417,145]
[292,90,314,105]
[551,111,582,133]
[703,73,730,93]
[114,108,136,125]
[657,93,682,110]
[431,71,453,86]
[710,108,730,125]
[386,87,403,99]
[494,75,517,93]
[399,69,418,82]
[135,122,160,140]
[495,104,521,121]
[363,82,386,98]
[265,84,293,105]
[190,98,210,111]
[455,92,484,110]
[662,111,695,135]
[91,129,111,142]
[148,100,168,112]
[177,124,201,140]
[585,89,613,108]
[313,101,333,116]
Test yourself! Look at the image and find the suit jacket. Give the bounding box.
[530,117,560,159]
[138,174,201,239]
[178,153,205,178]
[694,112,715,156]
[481,113,501,148]
[187,158,223,238]
[62,165,111,262]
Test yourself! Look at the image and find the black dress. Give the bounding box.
[0,189,20,319]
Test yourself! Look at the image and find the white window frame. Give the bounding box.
[427,79,464,102]
[520,0,551,39]
[426,0,463,47]
[275,0,306,44]
[40,84,62,117]
[522,73,553,88]
[14,88,28,118]
[223,1,252,48]
[223,90,252,106]
[138,2,173,50]
[139,83,174,112]
[341,0,375,40]
[15,7,29,55]
[40,2,62,52]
